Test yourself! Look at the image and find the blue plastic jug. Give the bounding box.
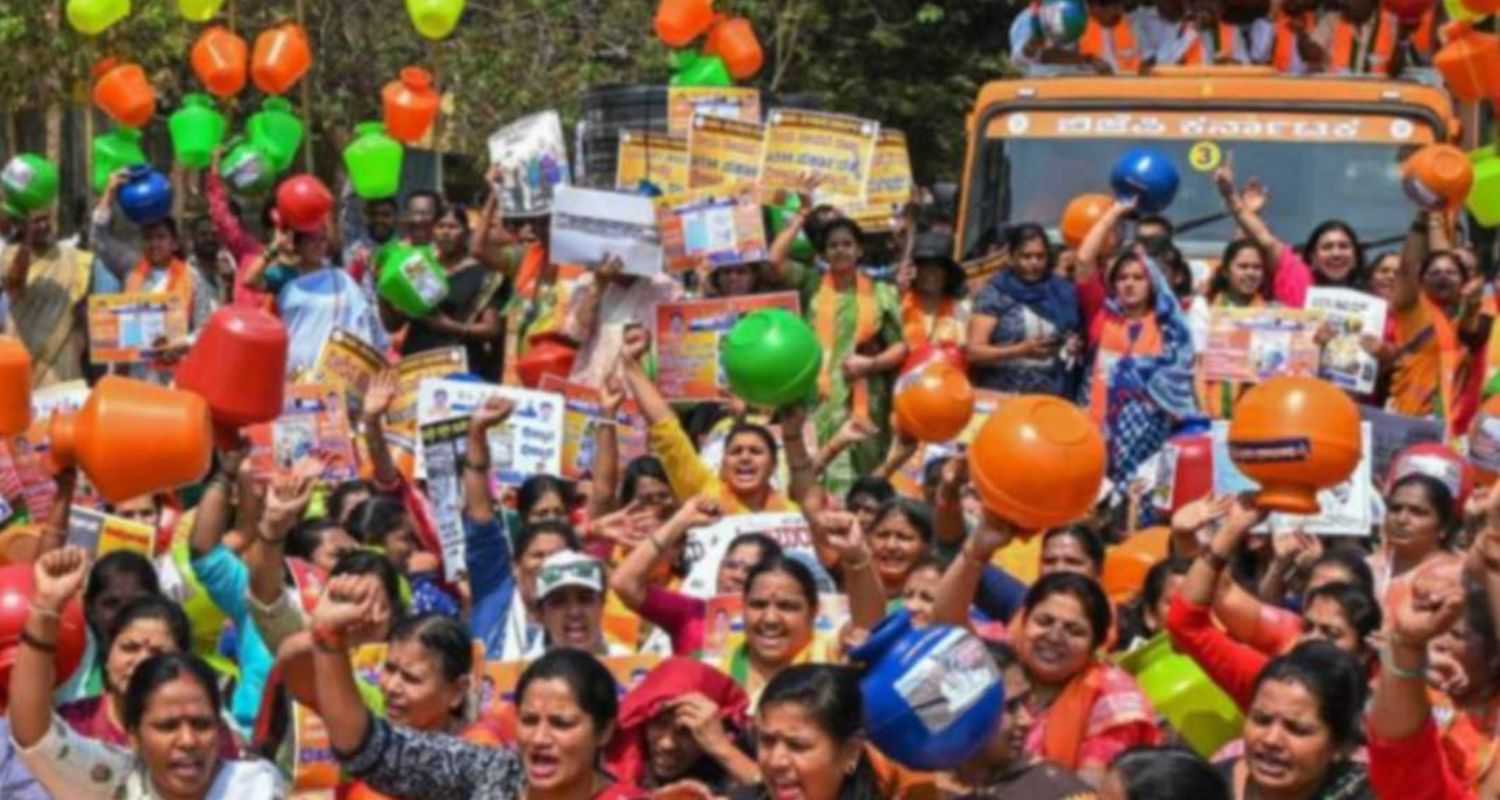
[850,611,1005,771]
[117,166,173,226]
[1111,147,1180,213]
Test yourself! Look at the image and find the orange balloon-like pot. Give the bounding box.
[893,362,975,444]
[1228,376,1360,514]
[1060,193,1113,248]
[0,336,31,436]
[1402,143,1474,211]
[968,395,1106,534]
[1102,526,1170,603]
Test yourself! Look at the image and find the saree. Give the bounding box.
[1024,660,1160,772]
[1390,294,1481,442]
[2,243,91,387]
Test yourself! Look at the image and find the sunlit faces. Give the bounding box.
[721,431,775,496]
[105,618,178,695]
[869,513,927,590]
[130,676,222,800]
[517,678,611,792]
[379,637,467,731]
[1020,593,1096,685]
[901,564,942,628]
[1383,482,1444,558]
[540,586,606,651]
[755,701,862,800]
[1310,227,1357,283]
[1243,680,1339,797]
[744,571,815,666]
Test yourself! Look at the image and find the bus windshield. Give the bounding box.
[963,111,1432,261]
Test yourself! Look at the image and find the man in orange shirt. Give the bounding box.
[1078,0,1146,74]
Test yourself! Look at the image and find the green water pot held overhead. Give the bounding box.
[169,93,229,170]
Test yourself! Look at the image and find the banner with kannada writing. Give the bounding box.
[67,506,155,557]
[687,114,765,190]
[86,292,188,364]
[654,292,801,403]
[538,375,648,481]
[244,384,359,481]
[389,346,469,434]
[655,188,768,273]
[759,109,880,208]
[415,379,564,489]
[615,130,689,195]
[667,86,761,136]
[1202,306,1322,384]
[309,328,389,414]
[843,128,913,234]
[419,416,470,581]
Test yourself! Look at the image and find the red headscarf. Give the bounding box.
[605,658,750,787]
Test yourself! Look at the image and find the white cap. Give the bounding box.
[535,550,605,602]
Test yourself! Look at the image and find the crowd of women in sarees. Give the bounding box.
[2,140,1499,800]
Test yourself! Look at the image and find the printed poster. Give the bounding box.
[654,292,801,403]
[667,86,762,135]
[415,379,564,489]
[1210,420,1374,535]
[656,189,768,273]
[389,346,469,433]
[681,512,815,598]
[687,114,765,190]
[1360,404,1443,482]
[243,384,359,482]
[614,130,690,195]
[844,128,913,234]
[290,701,339,792]
[759,109,880,208]
[486,109,571,217]
[419,416,471,582]
[86,292,188,364]
[67,506,155,558]
[309,327,389,414]
[550,185,665,277]
[1202,307,1322,384]
[538,376,648,482]
[1305,288,1386,395]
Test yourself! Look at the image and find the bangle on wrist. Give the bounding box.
[1201,549,1230,572]
[1379,642,1427,680]
[28,602,60,620]
[842,553,871,571]
[20,630,56,652]
[312,624,346,654]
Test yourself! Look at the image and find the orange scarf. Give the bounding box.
[1039,660,1108,770]
[1271,11,1318,71]
[514,243,546,300]
[1179,21,1241,65]
[126,258,194,320]
[1392,295,1470,441]
[1328,11,1397,73]
[1089,313,1163,426]
[815,270,879,419]
[1079,17,1142,72]
[900,291,963,350]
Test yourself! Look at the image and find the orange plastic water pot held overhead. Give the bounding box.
[1102,526,1170,602]
[191,26,248,99]
[894,362,975,444]
[1228,376,1360,514]
[705,17,764,80]
[0,337,31,437]
[1402,143,1475,211]
[175,308,288,447]
[1060,193,1113,248]
[383,67,441,145]
[968,395,1106,535]
[251,22,313,96]
[48,376,214,504]
[655,0,716,47]
[1434,23,1500,104]
[92,58,156,129]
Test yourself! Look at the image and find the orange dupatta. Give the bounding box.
[1079,17,1142,72]
[126,258,195,320]
[900,291,963,350]
[815,271,879,419]
[1089,314,1163,426]
[1391,295,1469,440]
[1327,12,1397,73]
[1178,21,1241,65]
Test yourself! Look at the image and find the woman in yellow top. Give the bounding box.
[620,327,818,516]
[767,204,906,497]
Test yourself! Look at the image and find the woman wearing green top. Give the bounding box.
[767,201,906,497]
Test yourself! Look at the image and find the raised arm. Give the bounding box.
[9,547,89,747]
[610,496,719,611]
[932,515,1014,627]
[587,377,626,520]
[1075,198,1135,283]
[90,171,141,280]
[36,468,78,555]
[1213,159,1284,266]
[814,512,888,632]
[766,178,818,284]
[360,369,403,489]
[247,468,317,608]
[780,404,822,514]
[310,574,386,753]
[1178,496,1245,607]
[932,456,968,547]
[1391,209,1432,313]
[464,397,514,525]
[620,327,674,425]
[189,448,248,560]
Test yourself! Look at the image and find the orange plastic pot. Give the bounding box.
[1228,376,1360,514]
[893,362,975,444]
[1102,526,1170,603]
[1059,193,1113,248]
[1460,0,1500,14]
[91,59,156,130]
[1402,143,1475,211]
[175,308,288,446]
[48,376,213,504]
[901,342,966,375]
[705,17,764,81]
[0,337,31,436]
[968,395,1106,534]
[191,26,248,99]
[382,67,441,145]
[516,334,577,389]
[1435,23,1500,104]
[655,0,715,47]
[251,22,313,96]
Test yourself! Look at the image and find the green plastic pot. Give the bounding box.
[377,243,449,317]
[765,196,815,263]
[669,51,732,87]
[0,153,59,215]
[220,138,276,198]
[169,93,228,170]
[91,127,148,194]
[1469,145,1500,229]
[719,308,822,409]
[246,97,304,174]
[343,121,404,201]
[1116,633,1244,758]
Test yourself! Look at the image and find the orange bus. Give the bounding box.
[955,67,1466,263]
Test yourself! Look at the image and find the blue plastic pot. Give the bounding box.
[1110,147,1180,213]
[850,611,1005,771]
[117,166,174,226]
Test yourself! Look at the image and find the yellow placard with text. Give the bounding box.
[86,291,188,364]
[615,130,689,195]
[687,114,765,190]
[667,86,761,136]
[759,108,879,209]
